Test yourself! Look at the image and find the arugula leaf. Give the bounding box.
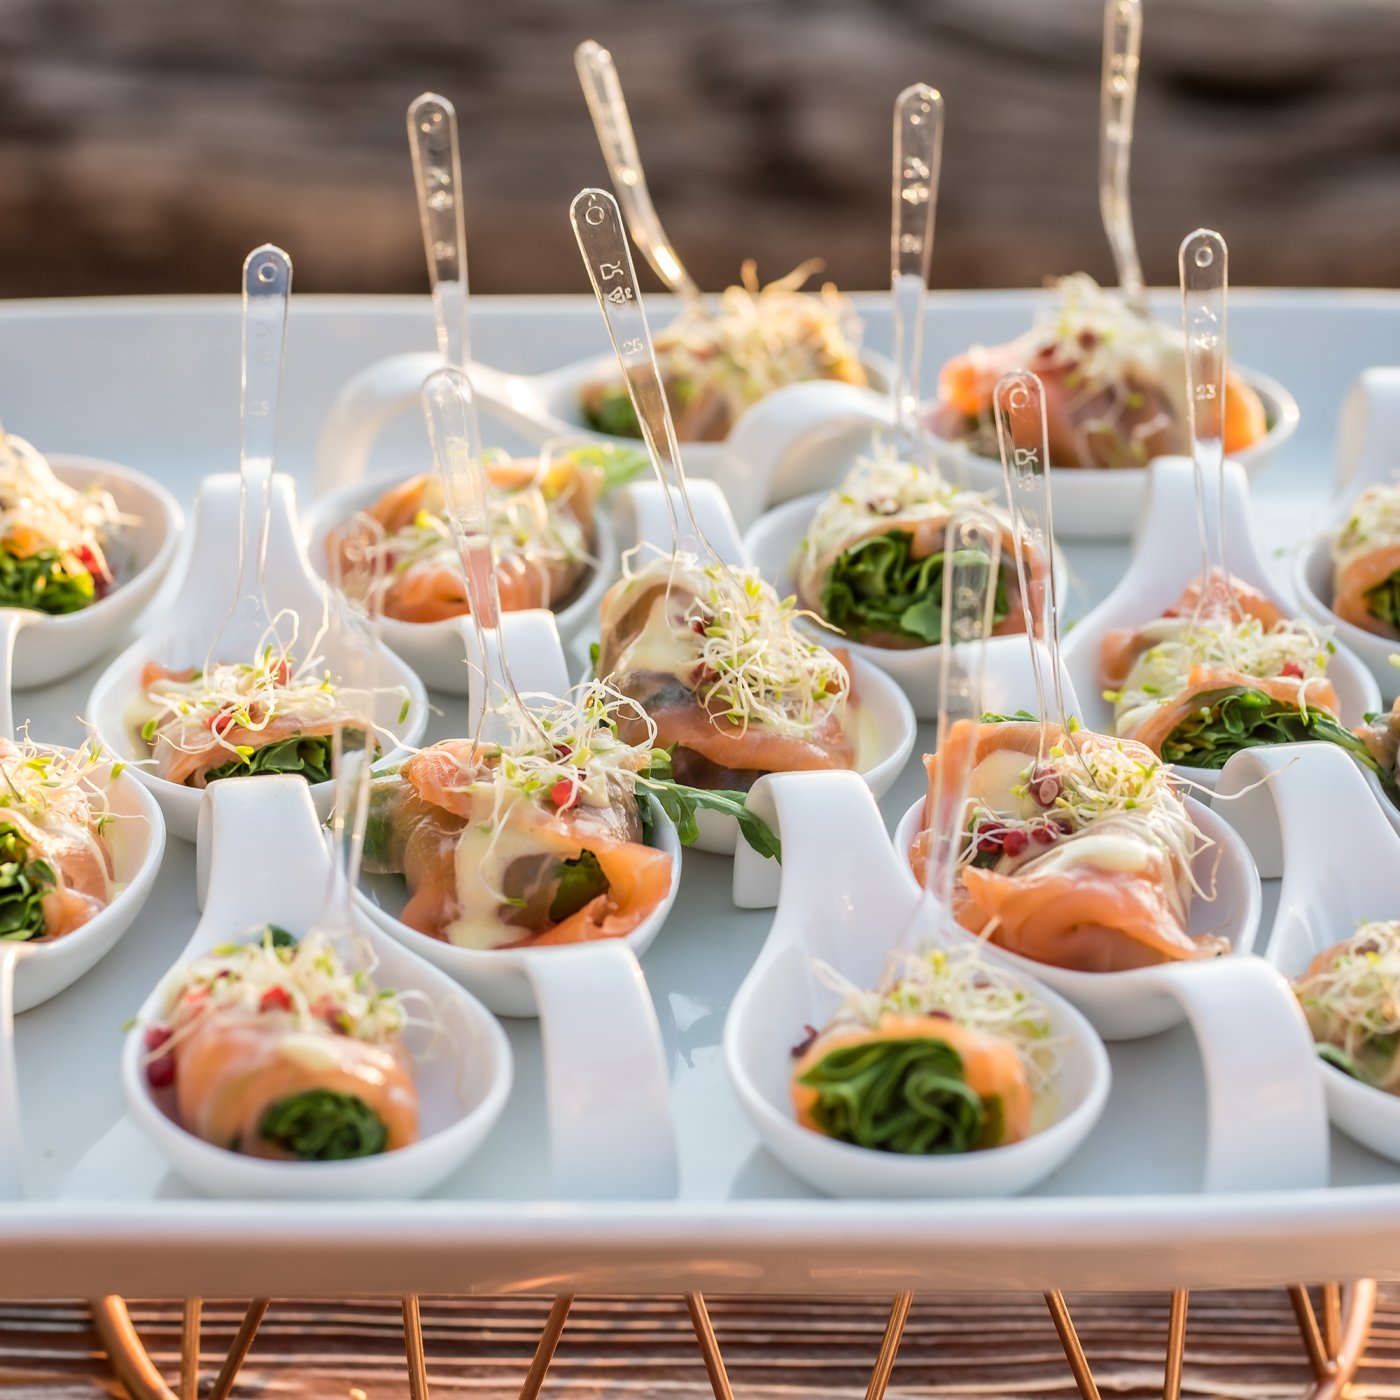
[259,1089,388,1160]
[637,751,781,861]
[581,383,642,439]
[820,535,1009,646]
[548,850,610,922]
[0,546,96,615]
[1365,567,1400,633]
[202,729,368,787]
[1161,686,1396,795]
[0,821,54,942]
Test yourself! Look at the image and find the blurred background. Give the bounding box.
[2,0,1399,300]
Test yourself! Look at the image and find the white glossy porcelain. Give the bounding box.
[5,454,183,689]
[724,769,1110,1199]
[86,473,430,843]
[725,370,1297,542]
[1217,742,1400,1166]
[122,777,511,1201]
[301,467,619,694]
[885,786,1328,1191]
[1295,368,1400,704]
[1059,455,1379,866]
[623,480,917,855]
[314,348,893,531]
[744,488,1073,719]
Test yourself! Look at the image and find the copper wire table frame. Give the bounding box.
[89,1282,1378,1400]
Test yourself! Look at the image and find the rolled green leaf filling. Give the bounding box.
[1364,568,1400,633]
[203,730,366,786]
[0,547,96,615]
[259,1088,389,1161]
[1160,686,1393,792]
[0,822,54,942]
[547,850,610,922]
[797,1036,1001,1154]
[820,537,1009,646]
[581,384,642,439]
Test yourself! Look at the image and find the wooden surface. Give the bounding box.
[2,1291,1400,1400]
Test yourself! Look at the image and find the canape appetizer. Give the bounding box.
[793,445,1039,648]
[363,680,773,952]
[792,945,1061,1154]
[927,275,1269,470]
[141,924,420,1160]
[1331,483,1400,640]
[0,427,122,613]
[913,717,1225,973]
[1099,571,1370,771]
[1293,920,1400,1090]
[128,626,389,789]
[598,552,855,794]
[0,735,114,942]
[334,443,644,625]
[580,261,868,442]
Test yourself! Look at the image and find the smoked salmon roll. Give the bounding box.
[1331,484,1400,640]
[912,719,1226,973]
[0,735,114,943]
[362,681,685,951]
[926,274,1269,471]
[332,443,642,626]
[597,552,855,793]
[791,946,1057,1154]
[142,925,420,1161]
[128,629,398,789]
[1098,571,1369,772]
[579,260,868,442]
[1291,920,1400,1092]
[792,447,1042,649]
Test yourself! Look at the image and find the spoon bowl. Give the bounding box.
[1060,456,1379,820]
[122,776,511,1201]
[302,468,616,692]
[7,454,183,688]
[724,769,1110,1198]
[1218,743,1400,1165]
[86,474,429,842]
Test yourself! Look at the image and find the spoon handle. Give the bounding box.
[570,186,717,561]
[890,83,943,448]
[407,92,470,370]
[924,509,1002,916]
[575,41,701,302]
[318,515,384,952]
[0,611,28,741]
[993,371,1074,760]
[233,244,292,615]
[1180,227,1230,608]
[422,366,541,730]
[1099,0,1145,312]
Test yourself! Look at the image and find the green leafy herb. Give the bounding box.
[564,443,652,495]
[1364,568,1400,633]
[820,535,1009,646]
[1161,686,1396,796]
[638,752,781,861]
[0,546,96,615]
[581,383,642,439]
[264,925,299,950]
[1317,1043,1367,1082]
[548,850,610,922]
[797,1036,1002,1154]
[0,822,54,942]
[258,1089,389,1161]
[980,709,1040,725]
[202,730,367,787]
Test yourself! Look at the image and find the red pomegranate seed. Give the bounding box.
[1280,661,1305,679]
[1001,829,1029,856]
[551,778,579,809]
[259,986,293,1013]
[975,823,1005,855]
[1032,824,1057,844]
[211,711,234,735]
[144,1027,175,1088]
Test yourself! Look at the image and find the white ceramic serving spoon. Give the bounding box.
[122,775,511,1201]
[1217,741,1400,1166]
[572,187,917,855]
[574,40,701,304]
[0,635,167,1198]
[86,248,428,841]
[1295,367,1400,703]
[0,432,184,689]
[1099,0,1146,315]
[1059,456,1378,811]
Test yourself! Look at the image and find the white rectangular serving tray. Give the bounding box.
[2,289,1400,1299]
